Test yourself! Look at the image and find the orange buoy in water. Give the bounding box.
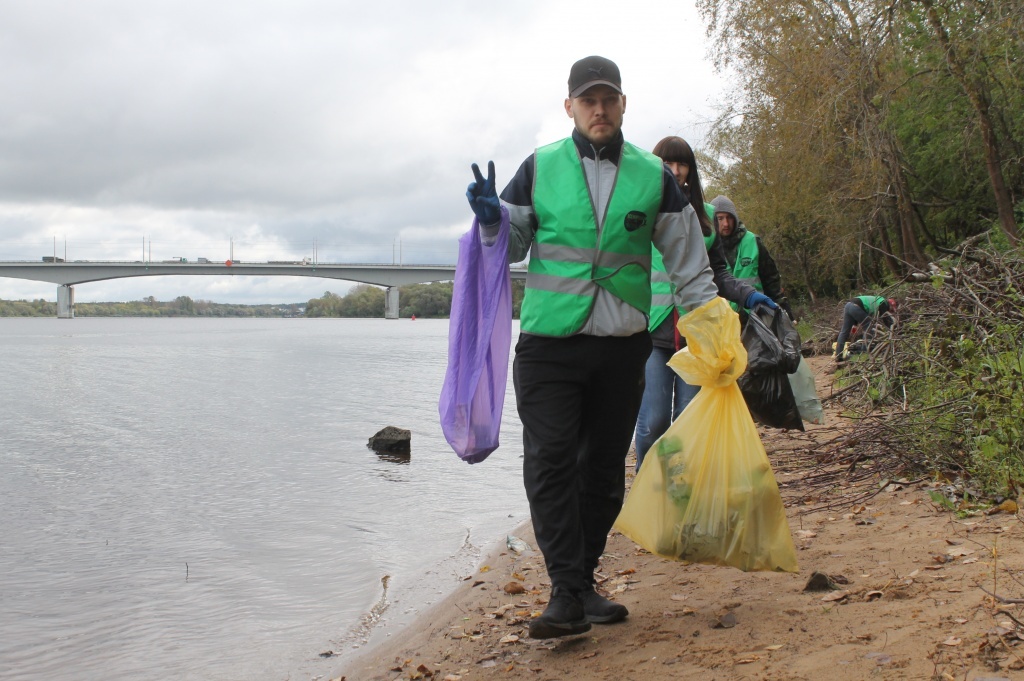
[411,314,417,321]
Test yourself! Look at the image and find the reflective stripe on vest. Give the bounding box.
[648,228,716,332]
[856,295,885,314]
[728,229,761,312]
[520,138,663,337]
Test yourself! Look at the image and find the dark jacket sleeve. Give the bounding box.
[755,236,784,302]
[877,300,895,327]
[708,235,755,306]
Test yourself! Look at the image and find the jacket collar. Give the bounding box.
[572,128,624,163]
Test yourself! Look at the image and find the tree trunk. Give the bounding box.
[922,0,1021,246]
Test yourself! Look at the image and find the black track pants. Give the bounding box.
[513,331,652,591]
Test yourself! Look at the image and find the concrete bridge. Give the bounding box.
[0,260,527,318]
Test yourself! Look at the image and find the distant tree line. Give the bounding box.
[0,295,305,317]
[1,282,529,319]
[305,280,526,318]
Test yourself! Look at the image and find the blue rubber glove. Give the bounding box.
[466,161,501,225]
[745,291,777,310]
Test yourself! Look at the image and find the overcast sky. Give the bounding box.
[0,0,727,304]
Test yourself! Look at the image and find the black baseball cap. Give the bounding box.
[568,56,622,98]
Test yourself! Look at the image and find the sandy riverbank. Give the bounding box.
[330,357,1024,681]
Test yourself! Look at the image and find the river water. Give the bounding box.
[0,317,529,681]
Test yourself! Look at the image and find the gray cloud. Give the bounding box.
[0,0,722,304]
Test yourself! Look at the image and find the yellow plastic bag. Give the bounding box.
[615,297,798,572]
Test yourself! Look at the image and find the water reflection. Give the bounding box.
[374,451,411,465]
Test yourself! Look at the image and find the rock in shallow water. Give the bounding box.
[368,426,411,455]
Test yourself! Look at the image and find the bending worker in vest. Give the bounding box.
[710,195,793,320]
[635,137,775,472]
[833,295,897,362]
[466,56,722,639]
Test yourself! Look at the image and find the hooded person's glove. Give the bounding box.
[745,291,777,310]
[466,161,501,225]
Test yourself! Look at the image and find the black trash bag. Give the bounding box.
[769,306,802,374]
[738,304,805,431]
[737,370,804,431]
[741,306,785,373]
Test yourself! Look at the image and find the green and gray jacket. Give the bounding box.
[648,209,756,349]
[482,129,717,337]
[711,195,784,306]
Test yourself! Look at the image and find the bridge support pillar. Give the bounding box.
[384,286,399,319]
[57,285,75,319]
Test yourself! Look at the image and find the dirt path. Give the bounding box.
[334,357,1024,681]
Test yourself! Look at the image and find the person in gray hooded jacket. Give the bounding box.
[710,195,792,319]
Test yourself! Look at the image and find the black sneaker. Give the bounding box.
[528,587,592,639]
[581,586,628,624]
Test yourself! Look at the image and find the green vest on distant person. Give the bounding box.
[519,138,664,337]
[727,229,762,312]
[648,202,716,332]
[856,295,886,314]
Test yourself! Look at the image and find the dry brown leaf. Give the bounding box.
[670,594,688,601]
[794,530,817,538]
[821,591,849,602]
[735,655,760,664]
[498,634,519,644]
[947,547,975,557]
[988,499,1019,514]
[865,590,884,602]
[764,644,785,651]
[941,636,961,646]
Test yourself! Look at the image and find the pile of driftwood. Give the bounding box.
[777,234,1024,512]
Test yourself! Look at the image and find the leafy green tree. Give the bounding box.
[695,0,1024,298]
[333,285,385,317]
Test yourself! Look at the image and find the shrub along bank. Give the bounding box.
[832,236,1024,498]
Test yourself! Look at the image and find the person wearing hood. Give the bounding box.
[466,56,722,640]
[710,195,792,319]
[634,137,773,472]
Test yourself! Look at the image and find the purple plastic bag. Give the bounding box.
[438,208,512,463]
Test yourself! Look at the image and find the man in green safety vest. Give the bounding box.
[466,55,721,640]
[710,195,792,319]
[833,295,897,362]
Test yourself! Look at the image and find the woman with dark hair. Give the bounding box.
[634,136,775,471]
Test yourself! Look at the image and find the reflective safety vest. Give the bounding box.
[856,295,886,314]
[520,138,664,337]
[648,203,716,332]
[727,229,761,312]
